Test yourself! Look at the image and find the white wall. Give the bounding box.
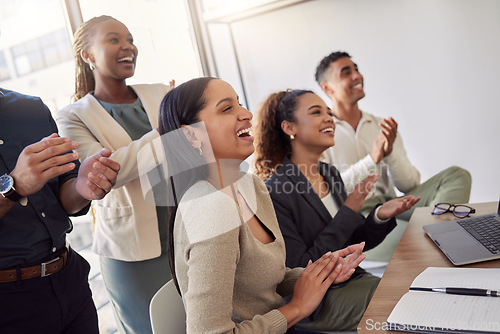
[211,0,500,203]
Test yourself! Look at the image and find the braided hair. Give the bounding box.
[72,15,115,101]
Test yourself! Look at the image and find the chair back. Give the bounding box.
[150,279,186,334]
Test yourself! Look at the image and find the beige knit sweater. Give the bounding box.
[174,173,303,333]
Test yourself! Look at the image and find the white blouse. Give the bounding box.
[321,192,339,218]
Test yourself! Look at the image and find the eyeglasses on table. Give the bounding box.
[431,203,476,218]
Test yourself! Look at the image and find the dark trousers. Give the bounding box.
[0,248,98,334]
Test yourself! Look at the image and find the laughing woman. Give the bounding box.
[56,16,173,334]
[158,77,366,333]
[254,90,420,331]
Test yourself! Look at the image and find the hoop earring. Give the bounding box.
[89,62,95,71]
[290,134,295,140]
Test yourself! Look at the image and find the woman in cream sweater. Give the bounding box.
[157,77,366,333]
[56,16,173,333]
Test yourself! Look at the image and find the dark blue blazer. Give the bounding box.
[266,156,396,269]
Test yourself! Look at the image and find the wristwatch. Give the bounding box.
[0,173,23,202]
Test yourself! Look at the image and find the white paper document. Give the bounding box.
[387,267,500,333]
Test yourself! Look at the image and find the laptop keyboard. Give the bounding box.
[457,215,500,254]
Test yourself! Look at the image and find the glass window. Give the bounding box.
[10,29,72,76]
[43,45,61,67]
[0,0,75,113]
[78,0,202,86]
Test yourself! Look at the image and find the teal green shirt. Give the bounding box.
[98,98,168,252]
[98,98,152,141]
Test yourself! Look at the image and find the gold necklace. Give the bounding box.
[306,173,323,184]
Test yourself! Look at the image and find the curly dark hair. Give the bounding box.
[254,89,312,181]
[314,51,351,85]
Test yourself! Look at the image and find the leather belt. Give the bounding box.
[0,248,68,283]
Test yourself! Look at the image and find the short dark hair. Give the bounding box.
[315,51,351,85]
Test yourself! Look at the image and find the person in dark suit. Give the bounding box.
[254,89,420,331]
[0,87,120,334]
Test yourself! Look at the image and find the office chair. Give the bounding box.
[149,280,356,334]
[149,279,186,334]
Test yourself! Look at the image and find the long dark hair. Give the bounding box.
[158,77,215,294]
[254,89,313,180]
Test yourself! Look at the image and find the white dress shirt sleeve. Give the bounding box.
[339,154,379,194]
[383,132,421,193]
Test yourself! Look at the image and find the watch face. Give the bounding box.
[0,174,13,194]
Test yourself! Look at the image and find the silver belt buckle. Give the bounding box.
[41,256,60,277]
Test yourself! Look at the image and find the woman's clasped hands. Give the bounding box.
[287,242,366,320]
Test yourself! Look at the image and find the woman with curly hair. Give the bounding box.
[254,89,420,331]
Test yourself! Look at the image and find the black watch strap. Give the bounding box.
[5,188,23,202]
[1,174,23,202]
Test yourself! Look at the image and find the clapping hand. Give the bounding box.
[75,148,120,200]
[377,195,421,220]
[286,243,366,320]
[344,174,379,213]
[379,117,398,156]
[370,117,398,163]
[288,252,342,320]
[10,134,80,196]
[332,242,366,283]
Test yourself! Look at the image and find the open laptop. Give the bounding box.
[423,198,500,266]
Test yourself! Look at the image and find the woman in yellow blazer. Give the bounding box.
[56,16,172,334]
